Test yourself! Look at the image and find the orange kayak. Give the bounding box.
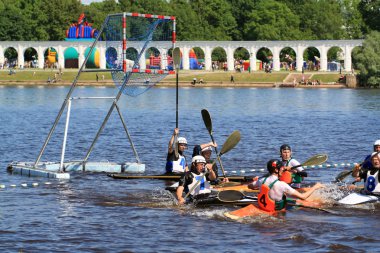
[224,203,278,219]
[224,198,325,220]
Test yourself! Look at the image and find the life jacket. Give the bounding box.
[280,159,304,184]
[166,153,187,173]
[258,177,286,212]
[365,169,380,193]
[186,172,211,196]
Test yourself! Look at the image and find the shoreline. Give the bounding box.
[0,80,347,89]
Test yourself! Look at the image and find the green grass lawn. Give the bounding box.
[0,68,343,84]
[0,69,112,82]
[164,71,289,83]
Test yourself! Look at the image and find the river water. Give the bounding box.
[1,85,380,252]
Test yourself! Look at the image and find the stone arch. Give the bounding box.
[234,47,249,72]
[211,47,227,71]
[146,47,161,69]
[256,47,273,71]
[303,47,320,71]
[189,47,204,70]
[280,47,296,71]
[64,47,79,69]
[24,47,38,68]
[326,46,344,72]
[4,47,18,68]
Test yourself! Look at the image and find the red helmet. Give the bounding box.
[267,159,283,173]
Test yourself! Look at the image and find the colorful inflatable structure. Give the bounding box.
[66,13,99,40]
[189,48,202,69]
[64,13,100,68]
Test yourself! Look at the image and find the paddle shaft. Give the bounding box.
[176,71,178,128]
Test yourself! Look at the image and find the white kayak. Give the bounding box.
[338,192,379,205]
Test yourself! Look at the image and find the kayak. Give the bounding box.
[107,173,255,182]
[338,192,379,205]
[224,203,279,219]
[224,198,326,220]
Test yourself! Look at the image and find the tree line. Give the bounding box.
[0,0,379,86]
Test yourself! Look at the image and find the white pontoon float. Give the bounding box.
[7,12,176,178]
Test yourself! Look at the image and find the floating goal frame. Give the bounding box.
[32,12,176,171]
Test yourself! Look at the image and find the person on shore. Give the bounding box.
[248,159,324,211]
[96,73,99,82]
[165,128,188,174]
[278,144,307,187]
[230,74,234,83]
[176,155,217,205]
[351,152,380,195]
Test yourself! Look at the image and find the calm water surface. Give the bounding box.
[1,85,380,252]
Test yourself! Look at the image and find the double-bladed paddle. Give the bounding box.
[294,154,328,169]
[183,130,241,200]
[201,109,241,178]
[259,154,328,179]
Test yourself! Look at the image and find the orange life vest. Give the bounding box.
[258,178,278,212]
[279,171,293,184]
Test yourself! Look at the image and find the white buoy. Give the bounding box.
[240,170,245,174]
[21,183,27,187]
[44,182,52,185]
[0,185,5,188]
[32,183,39,187]
[10,184,17,187]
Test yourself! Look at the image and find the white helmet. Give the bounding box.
[201,146,212,153]
[177,137,187,145]
[192,155,206,164]
[374,140,380,146]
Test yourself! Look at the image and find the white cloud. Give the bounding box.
[81,0,104,5]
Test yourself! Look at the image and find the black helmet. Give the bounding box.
[280,144,291,152]
[267,159,283,174]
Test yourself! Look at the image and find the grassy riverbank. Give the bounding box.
[0,69,343,86]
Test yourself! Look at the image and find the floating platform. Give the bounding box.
[7,161,145,179]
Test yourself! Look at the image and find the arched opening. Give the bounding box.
[146,47,161,70]
[234,47,249,72]
[64,47,78,69]
[327,46,344,72]
[84,47,100,69]
[4,47,18,68]
[45,47,58,69]
[24,47,38,68]
[189,47,204,70]
[256,47,273,72]
[211,47,227,71]
[303,47,320,71]
[351,46,363,73]
[280,47,296,71]
[106,47,118,69]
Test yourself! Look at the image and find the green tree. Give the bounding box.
[354,31,380,87]
[243,0,302,40]
[340,0,367,39]
[227,0,256,40]
[189,0,236,40]
[358,0,380,31]
[299,0,346,39]
[168,0,200,40]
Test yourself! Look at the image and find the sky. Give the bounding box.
[81,0,105,5]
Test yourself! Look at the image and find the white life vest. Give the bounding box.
[171,154,186,173]
[186,172,211,196]
[365,170,380,193]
